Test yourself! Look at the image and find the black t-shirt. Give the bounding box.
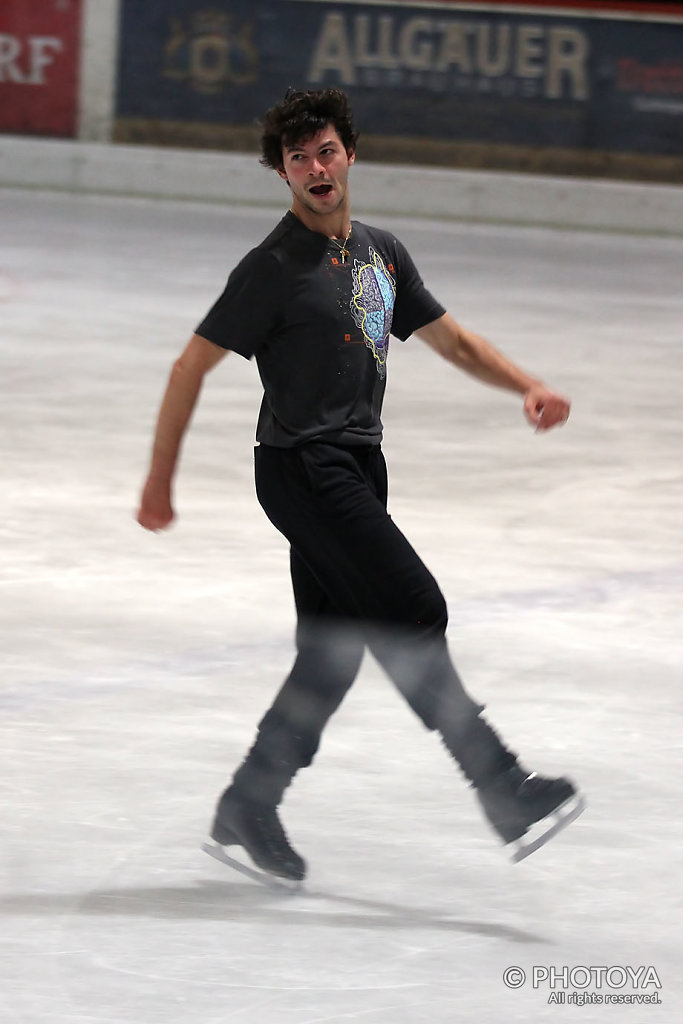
[196,212,445,447]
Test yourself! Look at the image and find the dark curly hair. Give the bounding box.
[260,88,359,170]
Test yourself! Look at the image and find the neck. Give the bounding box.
[289,200,352,241]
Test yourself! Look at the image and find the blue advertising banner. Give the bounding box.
[114,0,683,172]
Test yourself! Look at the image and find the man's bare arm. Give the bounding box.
[137,333,227,531]
[416,312,570,431]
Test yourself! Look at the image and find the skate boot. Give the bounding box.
[477,765,585,862]
[207,787,306,883]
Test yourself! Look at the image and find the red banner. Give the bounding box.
[0,0,83,137]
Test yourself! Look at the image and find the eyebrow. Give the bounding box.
[285,138,338,153]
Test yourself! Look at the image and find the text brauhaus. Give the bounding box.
[309,13,590,100]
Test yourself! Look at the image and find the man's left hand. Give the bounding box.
[523,385,571,432]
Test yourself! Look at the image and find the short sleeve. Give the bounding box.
[390,237,445,341]
[195,248,284,359]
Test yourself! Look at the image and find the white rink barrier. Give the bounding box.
[1,134,682,236]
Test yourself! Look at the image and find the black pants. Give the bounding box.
[231,442,515,805]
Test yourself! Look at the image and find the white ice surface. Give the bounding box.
[1,188,682,1023]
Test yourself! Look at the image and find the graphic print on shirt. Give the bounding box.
[350,247,396,377]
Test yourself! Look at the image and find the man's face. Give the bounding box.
[278,123,355,220]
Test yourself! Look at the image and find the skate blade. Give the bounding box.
[201,841,303,893]
[510,793,586,863]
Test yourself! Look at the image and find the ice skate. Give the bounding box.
[204,788,306,889]
[477,765,585,862]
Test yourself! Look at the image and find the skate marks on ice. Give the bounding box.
[0,878,545,945]
[2,561,680,717]
[444,562,683,627]
[0,877,546,1024]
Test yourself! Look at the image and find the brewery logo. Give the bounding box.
[163,9,258,93]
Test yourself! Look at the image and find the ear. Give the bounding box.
[347,148,356,167]
[276,165,288,183]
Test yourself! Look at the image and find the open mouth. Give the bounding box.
[309,184,333,197]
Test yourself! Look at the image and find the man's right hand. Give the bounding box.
[135,334,227,533]
[137,478,175,532]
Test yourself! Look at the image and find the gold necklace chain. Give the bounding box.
[330,225,352,264]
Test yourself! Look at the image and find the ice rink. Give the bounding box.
[2,185,682,1022]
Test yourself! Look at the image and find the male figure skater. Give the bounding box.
[137,88,584,882]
